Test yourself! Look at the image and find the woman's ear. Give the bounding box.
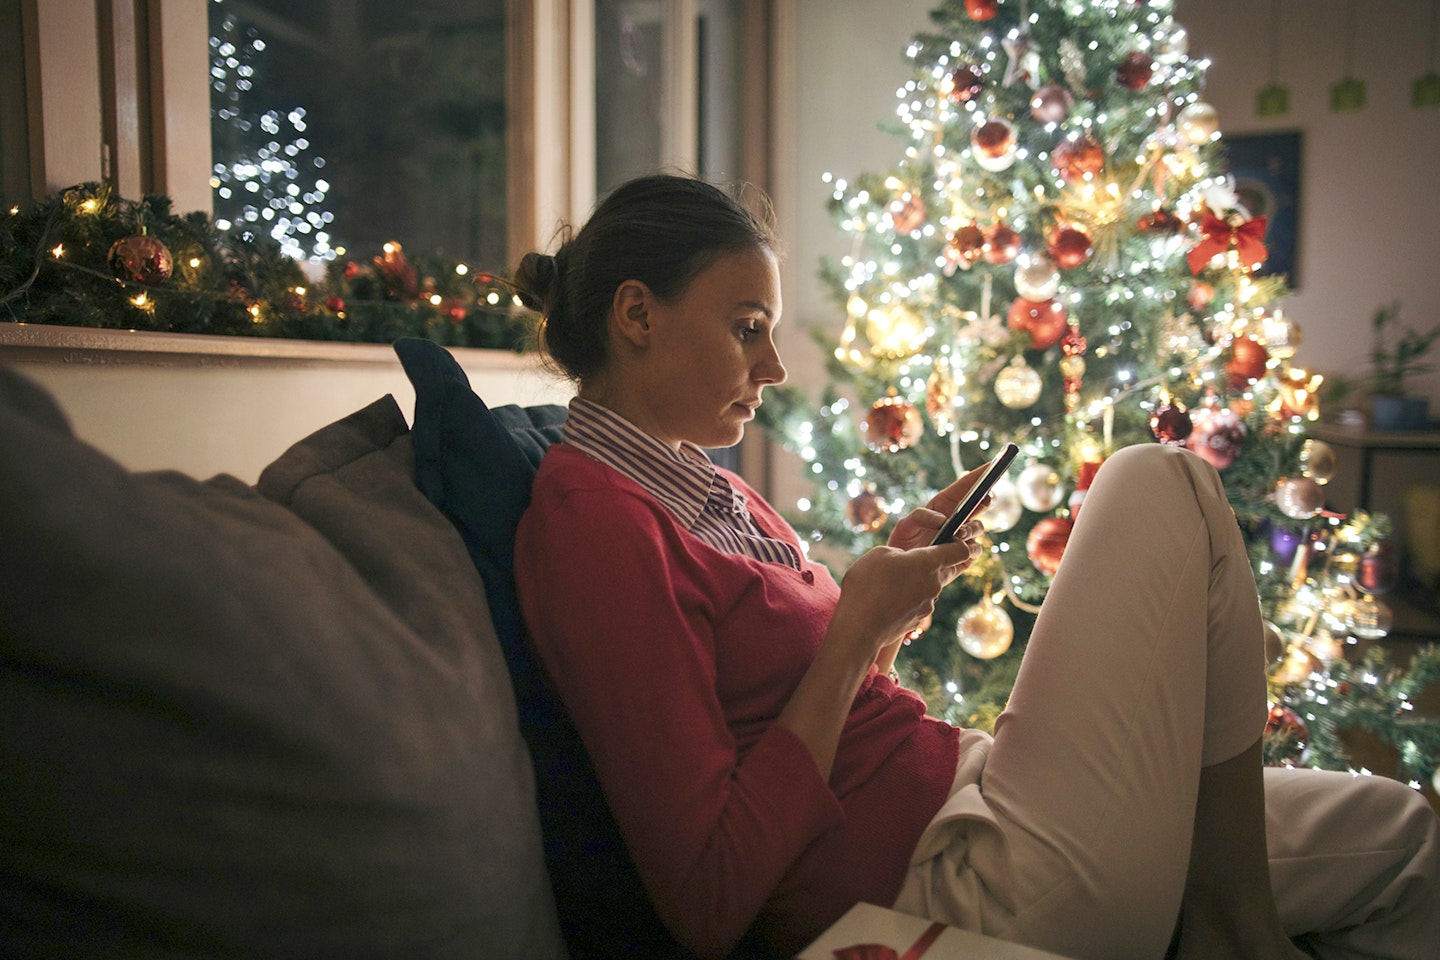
[610,279,653,347]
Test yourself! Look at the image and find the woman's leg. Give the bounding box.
[904,444,1285,959]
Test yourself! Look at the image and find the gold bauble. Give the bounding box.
[995,355,1042,409]
[957,595,1014,659]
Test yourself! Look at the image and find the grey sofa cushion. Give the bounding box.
[0,364,565,959]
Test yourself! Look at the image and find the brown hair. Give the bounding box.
[512,174,778,384]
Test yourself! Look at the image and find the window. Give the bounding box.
[208,0,508,268]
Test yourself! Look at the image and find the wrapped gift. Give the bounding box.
[798,902,1076,959]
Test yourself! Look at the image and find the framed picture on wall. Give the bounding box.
[1221,131,1303,288]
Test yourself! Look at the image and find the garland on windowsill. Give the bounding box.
[0,182,536,352]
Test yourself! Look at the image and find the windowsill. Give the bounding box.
[0,321,536,370]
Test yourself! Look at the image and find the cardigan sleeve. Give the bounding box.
[515,482,844,959]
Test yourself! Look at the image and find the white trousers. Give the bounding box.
[895,444,1440,960]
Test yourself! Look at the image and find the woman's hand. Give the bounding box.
[832,535,979,660]
[887,461,996,550]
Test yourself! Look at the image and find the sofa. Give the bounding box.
[0,338,768,958]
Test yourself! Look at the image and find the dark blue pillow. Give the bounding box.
[395,338,722,960]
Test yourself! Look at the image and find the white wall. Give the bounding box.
[786,0,1440,412]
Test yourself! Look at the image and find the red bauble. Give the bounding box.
[948,222,987,266]
[964,0,999,20]
[971,117,1016,159]
[862,396,924,453]
[1358,541,1399,595]
[1007,297,1069,350]
[1030,84,1074,123]
[845,488,889,533]
[1052,135,1105,182]
[325,295,345,313]
[1264,705,1310,767]
[1137,207,1184,235]
[107,234,174,285]
[1115,51,1154,90]
[890,193,927,234]
[1187,404,1248,471]
[947,65,986,103]
[1027,516,1073,576]
[1226,336,1270,386]
[1150,403,1193,444]
[1060,324,1088,357]
[1047,226,1093,270]
[1187,280,1214,311]
[983,222,1022,265]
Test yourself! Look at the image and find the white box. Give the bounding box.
[798,902,1076,959]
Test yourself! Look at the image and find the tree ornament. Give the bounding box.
[1346,593,1393,640]
[1187,403,1247,470]
[374,242,420,300]
[1001,31,1041,88]
[983,476,1023,532]
[1275,476,1324,519]
[1187,280,1215,311]
[1270,524,1304,566]
[1273,645,1320,686]
[1176,101,1220,144]
[107,234,174,285]
[1027,516,1073,575]
[1052,135,1105,183]
[1263,619,1287,664]
[957,594,1014,659]
[983,222,1021,265]
[845,486,889,533]
[1226,335,1270,386]
[926,357,961,435]
[1358,541,1399,595]
[1149,402,1193,445]
[1136,206,1184,235]
[1264,703,1310,766]
[1188,210,1269,275]
[1047,226,1094,270]
[862,395,923,452]
[1030,84,1074,123]
[889,193,927,234]
[946,65,986,103]
[948,223,987,267]
[995,355,1043,409]
[1115,51,1154,90]
[1259,311,1303,360]
[971,117,1016,159]
[963,0,998,21]
[1299,439,1337,484]
[1016,462,1065,512]
[866,302,928,358]
[325,295,345,314]
[1014,255,1061,301]
[1276,368,1323,420]
[1007,297,1068,350]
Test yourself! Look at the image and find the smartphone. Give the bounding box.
[931,442,1019,545]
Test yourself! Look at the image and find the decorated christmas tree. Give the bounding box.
[759,0,1440,790]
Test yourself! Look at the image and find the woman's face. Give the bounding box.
[629,245,787,450]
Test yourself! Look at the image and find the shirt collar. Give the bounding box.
[562,397,717,528]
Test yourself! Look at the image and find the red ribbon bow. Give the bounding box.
[833,922,946,960]
[1186,212,1269,275]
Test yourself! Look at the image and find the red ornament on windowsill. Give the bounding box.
[108,234,174,285]
[964,0,999,21]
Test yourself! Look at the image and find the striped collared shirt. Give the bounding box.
[562,397,801,569]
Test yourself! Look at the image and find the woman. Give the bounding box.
[512,174,1438,960]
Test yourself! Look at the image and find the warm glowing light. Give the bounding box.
[293,286,306,296]
[50,244,65,259]
[382,242,397,255]
[129,293,153,312]
[188,257,201,268]
[8,205,19,215]
[249,303,263,320]
[428,294,443,306]
[454,263,469,276]
[79,198,101,214]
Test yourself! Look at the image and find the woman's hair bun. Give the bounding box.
[513,251,560,313]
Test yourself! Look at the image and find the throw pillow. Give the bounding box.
[396,337,723,959]
[0,365,565,959]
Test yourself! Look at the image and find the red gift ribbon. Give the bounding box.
[832,921,946,960]
[1186,212,1268,275]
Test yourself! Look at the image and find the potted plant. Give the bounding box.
[1368,301,1440,431]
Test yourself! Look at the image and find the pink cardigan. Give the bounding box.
[515,444,961,958]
